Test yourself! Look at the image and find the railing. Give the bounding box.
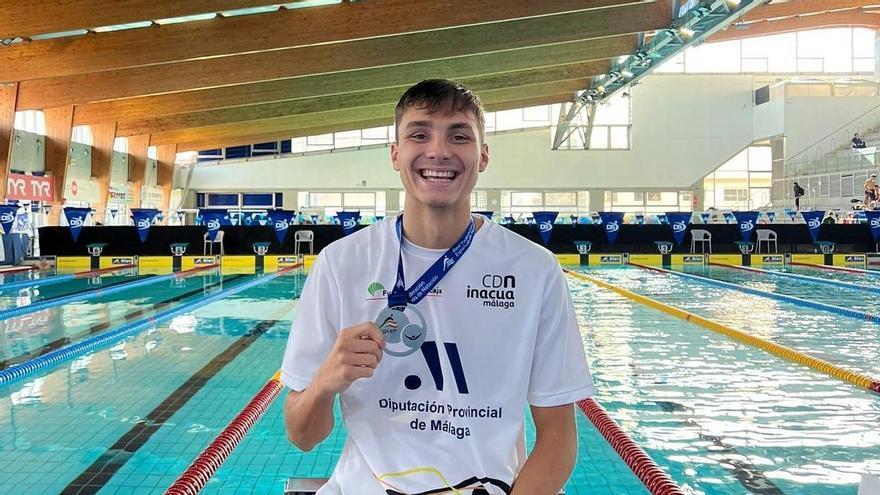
[785,100,880,177]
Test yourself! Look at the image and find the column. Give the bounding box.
[90,122,117,222]
[127,135,150,208]
[43,106,74,224]
[0,83,17,202]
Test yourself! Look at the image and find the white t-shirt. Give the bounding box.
[281,215,593,495]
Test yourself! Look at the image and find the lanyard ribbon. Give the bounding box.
[389,215,476,308]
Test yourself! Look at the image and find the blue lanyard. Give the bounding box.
[389,215,476,308]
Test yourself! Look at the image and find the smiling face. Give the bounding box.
[391,104,489,212]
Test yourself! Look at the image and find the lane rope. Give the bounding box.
[0,264,135,292]
[565,269,880,395]
[790,261,880,275]
[0,264,301,386]
[717,263,880,294]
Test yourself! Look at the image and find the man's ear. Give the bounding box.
[391,142,400,172]
[478,142,489,173]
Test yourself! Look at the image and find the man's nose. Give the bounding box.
[424,137,451,160]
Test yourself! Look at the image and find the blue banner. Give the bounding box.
[63,207,92,242]
[656,213,668,225]
[865,211,880,242]
[474,211,494,220]
[635,213,645,225]
[700,212,710,224]
[733,211,759,242]
[598,211,625,244]
[785,209,797,221]
[337,211,361,236]
[723,212,736,224]
[532,211,558,246]
[199,208,229,241]
[268,209,297,244]
[765,211,775,223]
[0,205,17,235]
[131,208,159,243]
[665,212,692,246]
[801,211,825,242]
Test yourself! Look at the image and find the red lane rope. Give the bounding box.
[577,398,685,495]
[0,265,35,275]
[173,263,220,278]
[165,374,284,495]
[72,264,136,278]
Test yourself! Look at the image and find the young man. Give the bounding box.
[852,133,867,149]
[793,182,804,211]
[866,174,877,205]
[281,80,593,495]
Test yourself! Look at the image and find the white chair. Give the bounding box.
[755,229,778,253]
[203,230,224,255]
[294,230,314,256]
[690,229,712,254]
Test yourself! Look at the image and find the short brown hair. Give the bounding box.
[394,79,485,141]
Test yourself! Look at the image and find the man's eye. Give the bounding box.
[410,133,428,141]
[452,135,471,142]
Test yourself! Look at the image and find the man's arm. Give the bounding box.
[510,404,578,495]
[284,322,385,451]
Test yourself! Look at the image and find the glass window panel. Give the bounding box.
[610,126,629,149]
[399,191,406,209]
[495,109,525,132]
[655,53,685,73]
[747,147,772,171]
[723,188,748,201]
[361,126,389,140]
[590,126,609,148]
[741,58,769,72]
[594,93,630,125]
[311,193,342,206]
[743,33,796,73]
[522,105,550,122]
[334,130,361,149]
[853,28,875,58]
[854,58,874,73]
[545,192,577,206]
[307,133,334,146]
[577,191,589,208]
[511,192,543,206]
[797,28,852,73]
[718,149,749,171]
[343,192,374,207]
[685,39,741,73]
[797,58,824,72]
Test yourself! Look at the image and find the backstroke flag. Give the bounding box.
[199,208,229,242]
[131,208,159,243]
[533,211,558,246]
[700,212,710,224]
[337,211,361,236]
[765,211,776,223]
[0,205,17,234]
[598,211,625,244]
[800,210,825,242]
[64,207,92,242]
[665,212,691,246]
[733,211,759,242]
[268,209,297,244]
[865,211,880,243]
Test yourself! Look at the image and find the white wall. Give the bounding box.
[783,96,879,156]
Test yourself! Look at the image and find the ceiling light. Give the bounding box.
[678,26,696,38]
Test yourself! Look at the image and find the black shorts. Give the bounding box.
[868,190,877,201]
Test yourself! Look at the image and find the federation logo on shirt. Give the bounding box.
[466,274,516,310]
[366,281,442,299]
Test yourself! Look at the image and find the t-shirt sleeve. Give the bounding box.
[527,263,594,406]
[280,252,341,392]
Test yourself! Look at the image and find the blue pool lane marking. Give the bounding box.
[632,263,880,325]
[0,264,134,292]
[60,318,283,494]
[0,265,300,386]
[0,275,245,370]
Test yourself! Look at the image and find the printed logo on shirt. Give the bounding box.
[466,274,516,310]
[365,281,442,300]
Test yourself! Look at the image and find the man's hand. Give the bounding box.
[313,322,386,394]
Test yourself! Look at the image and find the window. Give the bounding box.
[723,188,748,202]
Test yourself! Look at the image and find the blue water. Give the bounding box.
[1,265,878,494]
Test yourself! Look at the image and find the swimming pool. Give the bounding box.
[0,264,877,494]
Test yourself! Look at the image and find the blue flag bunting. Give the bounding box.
[635,214,645,225]
[785,209,797,221]
[656,213,668,225]
[733,211,759,242]
[63,207,92,242]
[723,212,736,224]
[337,211,361,236]
[268,209,297,244]
[800,211,825,242]
[765,211,775,223]
[0,205,18,235]
[598,211,625,244]
[131,208,159,243]
[665,212,691,246]
[700,212,710,224]
[533,211,558,246]
[865,211,880,242]
[199,208,229,241]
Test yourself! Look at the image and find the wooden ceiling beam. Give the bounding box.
[156,81,583,148]
[1,0,653,82]
[740,0,871,23]
[712,11,878,42]
[175,94,573,152]
[0,1,280,40]
[17,0,668,109]
[74,41,623,125]
[115,60,607,137]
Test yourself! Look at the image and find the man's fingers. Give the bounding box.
[349,339,383,361]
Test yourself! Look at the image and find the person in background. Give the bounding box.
[852,133,867,149]
[865,174,878,205]
[793,182,805,210]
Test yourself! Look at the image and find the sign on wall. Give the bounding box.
[6,173,54,202]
